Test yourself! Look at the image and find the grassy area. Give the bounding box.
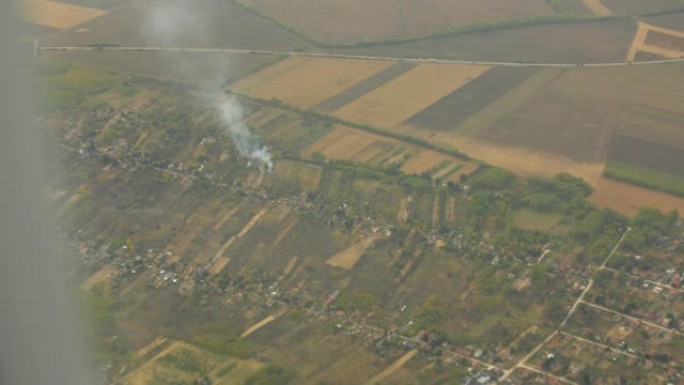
[604,160,684,197]
[512,209,562,231]
[37,61,122,111]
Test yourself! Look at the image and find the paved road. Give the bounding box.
[39,45,684,68]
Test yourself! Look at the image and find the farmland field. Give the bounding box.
[314,62,418,112]
[42,0,311,50]
[42,50,283,87]
[645,30,684,52]
[402,66,538,132]
[237,0,555,44]
[613,106,684,149]
[21,0,106,30]
[333,63,491,128]
[608,135,684,178]
[590,177,684,215]
[336,18,637,63]
[512,209,562,231]
[601,0,684,14]
[303,125,478,180]
[603,160,684,197]
[231,57,395,109]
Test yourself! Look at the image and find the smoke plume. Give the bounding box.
[141,0,273,171]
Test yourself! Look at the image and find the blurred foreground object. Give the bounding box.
[0,1,93,385]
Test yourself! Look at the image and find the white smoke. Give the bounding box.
[215,97,273,172]
[141,0,273,171]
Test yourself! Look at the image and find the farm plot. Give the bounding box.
[333,63,491,128]
[608,135,684,178]
[313,62,418,112]
[246,318,387,384]
[421,62,684,187]
[402,66,538,132]
[303,125,478,180]
[475,90,618,163]
[613,106,684,149]
[42,0,310,50]
[327,236,377,269]
[22,0,106,30]
[123,340,253,385]
[602,0,684,14]
[237,0,554,44]
[628,22,684,60]
[42,50,282,88]
[337,18,637,64]
[590,177,684,216]
[231,57,395,109]
[249,109,335,153]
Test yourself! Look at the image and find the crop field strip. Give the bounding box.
[608,134,684,178]
[22,0,107,30]
[303,125,478,180]
[313,62,418,112]
[332,63,491,128]
[615,106,684,148]
[581,0,612,16]
[645,30,684,52]
[231,57,396,109]
[402,66,539,131]
[590,177,684,216]
[602,0,684,14]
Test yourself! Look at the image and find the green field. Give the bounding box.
[603,160,684,197]
[37,62,123,111]
[512,209,562,231]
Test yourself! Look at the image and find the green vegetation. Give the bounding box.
[513,209,562,231]
[36,62,122,111]
[622,207,678,253]
[335,290,379,312]
[244,365,297,385]
[470,167,515,190]
[79,283,118,364]
[158,348,211,374]
[193,324,253,359]
[604,161,684,197]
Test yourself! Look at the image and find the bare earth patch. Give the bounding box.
[590,177,684,216]
[327,236,377,269]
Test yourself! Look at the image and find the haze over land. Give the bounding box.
[19,0,684,384]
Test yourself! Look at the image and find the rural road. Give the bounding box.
[39,45,684,69]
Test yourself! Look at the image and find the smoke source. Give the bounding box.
[215,97,273,171]
[141,0,273,171]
